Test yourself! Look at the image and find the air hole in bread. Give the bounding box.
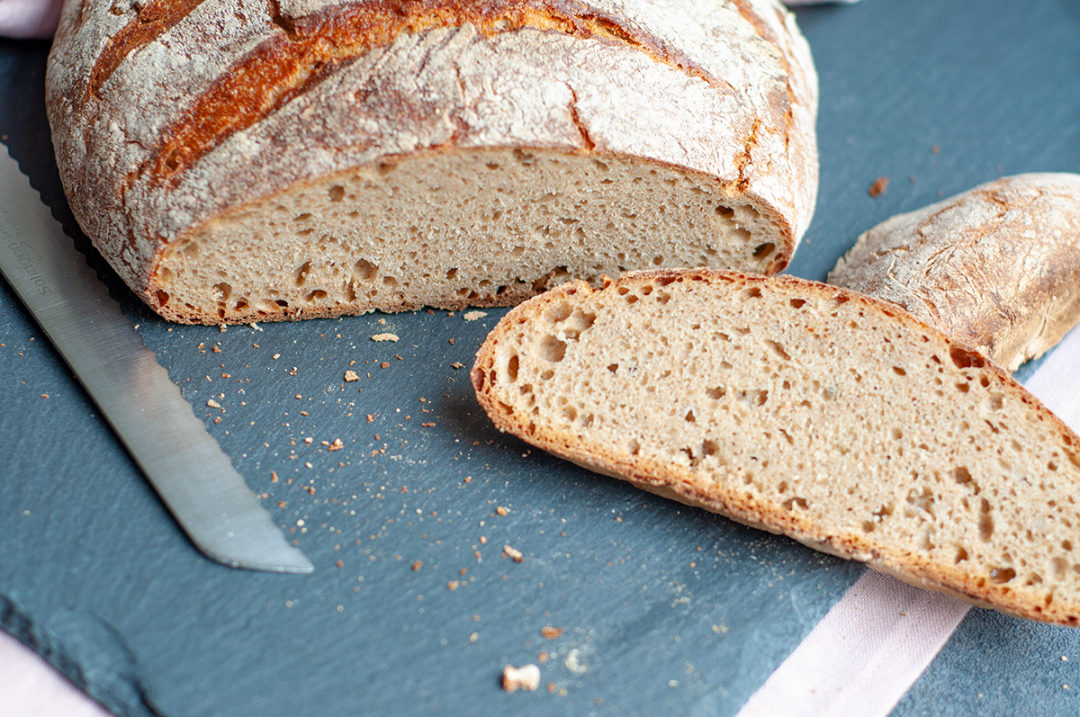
[950,345,986,369]
[753,242,775,259]
[506,354,519,383]
[979,499,994,540]
[214,282,232,301]
[607,363,619,374]
[765,339,790,361]
[893,366,907,376]
[953,466,973,485]
[737,389,768,407]
[539,335,567,363]
[989,567,1016,584]
[789,298,806,309]
[306,290,327,302]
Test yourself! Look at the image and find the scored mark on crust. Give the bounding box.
[127,0,727,189]
[87,0,209,99]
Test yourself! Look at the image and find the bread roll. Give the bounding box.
[829,173,1080,371]
[46,0,817,324]
[472,269,1080,625]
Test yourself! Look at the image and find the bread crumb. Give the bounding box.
[371,333,399,342]
[304,436,313,444]
[271,471,279,483]
[469,632,479,643]
[206,399,221,409]
[496,506,509,516]
[463,311,487,321]
[540,626,563,640]
[328,438,344,451]
[538,652,549,663]
[344,370,360,382]
[450,362,465,369]
[503,545,524,562]
[40,394,49,399]
[412,561,423,571]
[868,176,889,197]
[447,580,460,591]
[502,664,541,693]
[380,362,390,369]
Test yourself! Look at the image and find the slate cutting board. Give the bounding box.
[2,2,1080,715]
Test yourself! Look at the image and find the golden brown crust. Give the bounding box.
[829,173,1080,372]
[473,270,1080,625]
[47,0,817,323]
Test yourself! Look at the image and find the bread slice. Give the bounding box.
[829,173,1080,372]
[472,269,1080,625]
[46,0,817,325]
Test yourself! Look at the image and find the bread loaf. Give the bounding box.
[46,0,817,325]
[829,173,1080,371]
[472,269,1080,624]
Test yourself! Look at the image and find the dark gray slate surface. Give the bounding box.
[1,1,1079,715]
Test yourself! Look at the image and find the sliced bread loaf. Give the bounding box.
[46,0,817,324]
[829,173,1080,371]
[472,269,1080,624]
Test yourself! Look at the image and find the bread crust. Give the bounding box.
[472,269,1080,625]
[829,173,1080,372]
[46,0,817,323]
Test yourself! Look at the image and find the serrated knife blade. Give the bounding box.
[0,145,313,574]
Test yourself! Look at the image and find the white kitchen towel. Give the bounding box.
[0,0,62,39]
[736,327,1080,717]
[0,628,113,717]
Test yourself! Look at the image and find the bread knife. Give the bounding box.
[0,145,313,574]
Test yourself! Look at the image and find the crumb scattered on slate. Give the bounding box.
[371,333,399,342]
[869,176,889,197]
[502,664,541,693]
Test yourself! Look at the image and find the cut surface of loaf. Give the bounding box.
[829,173,1080,372]
[472,269,1080,625]
[159,149,779,320]
[46,0,817,324]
